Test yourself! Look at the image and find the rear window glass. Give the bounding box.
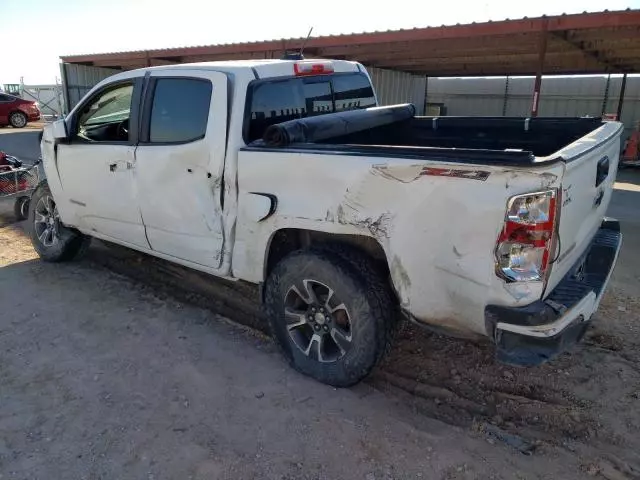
[333,75,377,112]
[149,78,212,143]
[246,73,375,142]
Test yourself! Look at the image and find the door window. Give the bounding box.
[148,78,212,144]
[76,83,134,143]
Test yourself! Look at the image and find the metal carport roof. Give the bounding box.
[61,10,640,77]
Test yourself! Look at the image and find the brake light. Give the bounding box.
[495,189,559,283]
[294,61,334,76]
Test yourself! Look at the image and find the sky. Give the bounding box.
[2,0,640,85]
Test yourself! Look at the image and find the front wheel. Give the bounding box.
[265,248,395,387]
[28,184,91,262]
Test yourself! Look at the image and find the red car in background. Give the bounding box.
[0,92,41,128]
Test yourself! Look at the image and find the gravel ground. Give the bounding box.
[1,130,640,479]
[0,218,590,480]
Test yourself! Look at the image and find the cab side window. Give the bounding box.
[147,78,212,144]
[76,83,134,143]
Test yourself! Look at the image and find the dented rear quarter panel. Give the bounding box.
[234,148,564,337]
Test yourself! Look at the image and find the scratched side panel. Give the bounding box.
[234,149,563,336]
[233,150,379,282]
[381,162,563,334]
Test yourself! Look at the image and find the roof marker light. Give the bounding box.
[294,61,334,76]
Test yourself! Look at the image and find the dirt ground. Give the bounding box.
[1,129,640,479]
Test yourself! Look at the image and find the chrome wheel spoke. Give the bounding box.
[322,286,336,311]
[303,334,324,362]
[289,283,312,305]
[330,302,347,314]
[46,228,55,246]
[38,227,50,245]
[285,308,308,331]
[34,211,47,225]
[301,279,320,304]
[330,327,352,355]
[44,196,55,214]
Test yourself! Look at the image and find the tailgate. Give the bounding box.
[545,121,624,293]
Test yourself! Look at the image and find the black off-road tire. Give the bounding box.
[28,183,91,262]
[265,248,395,387]
[9,111,27,128]
[313,242,403,346]
[14,196,30,221]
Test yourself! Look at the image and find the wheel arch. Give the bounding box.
[262,228,395,302]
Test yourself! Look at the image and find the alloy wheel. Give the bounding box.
[284,279,352,363]
[33,195,60,247]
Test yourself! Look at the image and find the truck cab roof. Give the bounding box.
[102,58,364,84]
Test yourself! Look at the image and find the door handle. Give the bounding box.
[595,155,609,187]
[109,162,133,172]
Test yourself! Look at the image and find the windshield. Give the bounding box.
[246,73,376,142]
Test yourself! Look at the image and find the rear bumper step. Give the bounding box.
[485,218,622,366]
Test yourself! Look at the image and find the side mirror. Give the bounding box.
[52,119,68,140]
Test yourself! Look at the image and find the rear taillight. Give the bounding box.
[495,189,559,283]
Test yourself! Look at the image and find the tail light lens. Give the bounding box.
[294,61,334,76]
[495,189,559,282]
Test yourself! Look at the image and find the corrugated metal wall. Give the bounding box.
[367,66,427,114]
[60,63,119,113]
[427,75,640,137]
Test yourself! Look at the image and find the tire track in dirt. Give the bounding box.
[6,224,640,473]
[83,240,632,451]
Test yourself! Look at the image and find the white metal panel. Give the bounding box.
[504,77,535,116]
[427,77,506,116]
[235,146,565,335]
[135,70,229,271]
[366,66,426,114]
[423,74,640,136]
[538,76,608,117]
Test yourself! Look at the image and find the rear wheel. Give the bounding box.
[265,248,394,387]
[14,196,30,221]
[9,111,27,128]
[29,184,91,262]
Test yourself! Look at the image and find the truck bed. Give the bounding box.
[323,116,604,158]
[250,105,606,166]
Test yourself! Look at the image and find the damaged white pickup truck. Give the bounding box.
[35,57,622,386]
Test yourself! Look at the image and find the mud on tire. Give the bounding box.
[265,247,395,387]
[29,183,91,262]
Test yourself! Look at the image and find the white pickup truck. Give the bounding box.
[34,57,622,386]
